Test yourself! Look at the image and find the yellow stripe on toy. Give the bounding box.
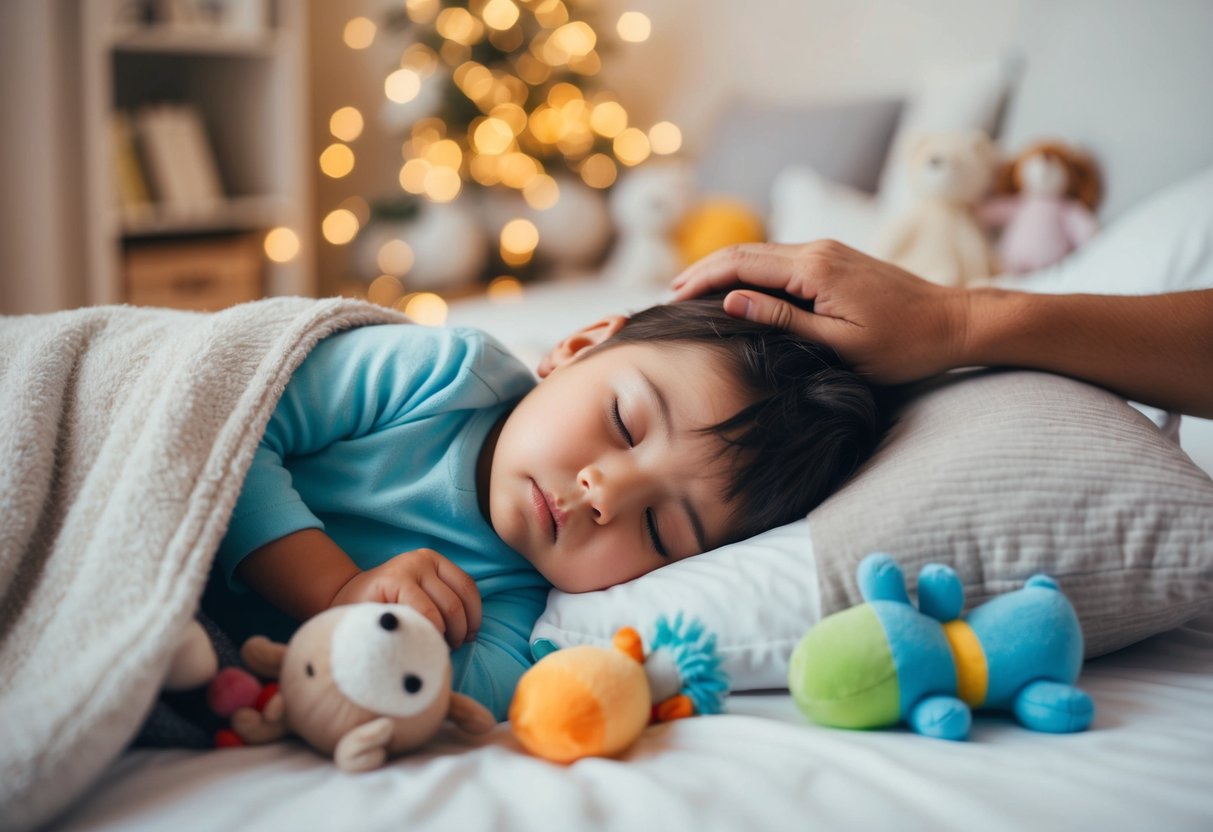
[942,620,988,707]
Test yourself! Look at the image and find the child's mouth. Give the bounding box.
[530,479,560,543]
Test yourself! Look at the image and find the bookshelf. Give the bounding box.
[80,0,313,307]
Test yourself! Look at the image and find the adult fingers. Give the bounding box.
[670,243,807,301]
[723,289,847,345]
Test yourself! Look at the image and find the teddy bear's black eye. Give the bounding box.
[404,674,422,694]
[306,662,314,677]
[380,612,399,631]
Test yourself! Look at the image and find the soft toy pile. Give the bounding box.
[788,553,1094,740]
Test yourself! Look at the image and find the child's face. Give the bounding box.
[485,317,749,593]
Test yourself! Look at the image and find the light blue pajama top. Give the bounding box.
[205,323,548,721]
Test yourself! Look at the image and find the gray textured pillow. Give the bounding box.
[812,370,1213,657]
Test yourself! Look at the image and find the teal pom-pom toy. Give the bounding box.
[788,553,1094,740]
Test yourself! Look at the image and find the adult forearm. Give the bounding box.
[960,288,1213,417]
[235,528,362,621]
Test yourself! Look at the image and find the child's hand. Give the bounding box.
[329,549,482,649]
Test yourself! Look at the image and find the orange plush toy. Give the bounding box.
[510,615,729,763]
[980,140,1103,274]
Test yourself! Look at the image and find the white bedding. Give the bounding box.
[53,611,1213,831]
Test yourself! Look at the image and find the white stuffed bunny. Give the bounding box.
[601,162,695,287]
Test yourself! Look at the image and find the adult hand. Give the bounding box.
[330,548,482,649]
[671,240,971,384]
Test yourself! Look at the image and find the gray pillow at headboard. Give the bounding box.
[695,96,903,213]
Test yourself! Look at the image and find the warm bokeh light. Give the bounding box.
[500,218,539,254]
[367,274,405,306]
[613,127,651,166]
[648,121,682,155]
[401,43,439,75]
[322,209,360,245]
[589,100,627,137]
[491,103,528,135]
[473,117,515,155]
[401,292,449,326]
[523,174,560,210]
[436,7,482,46]
[616,12,652,43]
[329,106,364,142]
[400,158,430,193]
[263,227,300,263]
[423,138,463,169]
[579,153,618,188]
[319,143,355,178]
[423,166,463,201]
[545,21,596,64]
[547,82,582,108]
[498,152,540,189]
[533,0,569,28]
[385,68,422,103]
[406,0,439,24]
[487,275,524,301]
[343,17,376,49]
[377,240,415,276]
[482,0,520,31]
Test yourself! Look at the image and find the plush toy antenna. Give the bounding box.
[858,553,910,604]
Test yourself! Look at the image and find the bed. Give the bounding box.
[50,610,1213,831]
[13,2,1213,830]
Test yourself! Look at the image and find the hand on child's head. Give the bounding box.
[330,548,482,649]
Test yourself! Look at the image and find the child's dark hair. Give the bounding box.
[600,292,882,546]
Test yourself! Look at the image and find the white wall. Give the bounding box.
[599,0,1026,154]
[0,0,85,315]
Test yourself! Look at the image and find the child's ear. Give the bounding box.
[537,315,627,378]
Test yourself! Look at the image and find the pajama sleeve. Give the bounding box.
[449,586,548,722]
[214,325,486,590]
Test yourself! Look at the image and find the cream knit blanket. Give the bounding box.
[0,298,404,831]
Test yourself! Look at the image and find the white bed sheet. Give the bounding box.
[53,612,1213,832]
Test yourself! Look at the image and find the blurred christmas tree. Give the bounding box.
[339,0,681,300]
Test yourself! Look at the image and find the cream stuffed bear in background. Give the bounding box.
[875,130,998,287]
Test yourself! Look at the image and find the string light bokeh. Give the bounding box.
[318,1,678,321]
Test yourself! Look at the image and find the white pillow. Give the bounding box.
[531,520,819,689]
[877,55,1020,218]
[768,165,883,253]
[991,164,1213,295]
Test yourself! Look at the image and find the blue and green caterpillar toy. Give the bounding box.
[788,553,1094,740]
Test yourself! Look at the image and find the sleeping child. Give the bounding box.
[202,292,881,720]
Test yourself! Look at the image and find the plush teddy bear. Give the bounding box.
[221,603,495,771]
[979,140,1102,274]
[874,130,998,287]
[788,553,1094,740]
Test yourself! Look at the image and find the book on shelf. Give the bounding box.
[109,110,152,219]
[134,103,226,218]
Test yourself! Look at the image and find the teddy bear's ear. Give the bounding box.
[240,635,288,679]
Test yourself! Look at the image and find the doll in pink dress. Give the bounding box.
[980,141,1103,275]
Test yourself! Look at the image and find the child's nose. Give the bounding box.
[578,464,636,525]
